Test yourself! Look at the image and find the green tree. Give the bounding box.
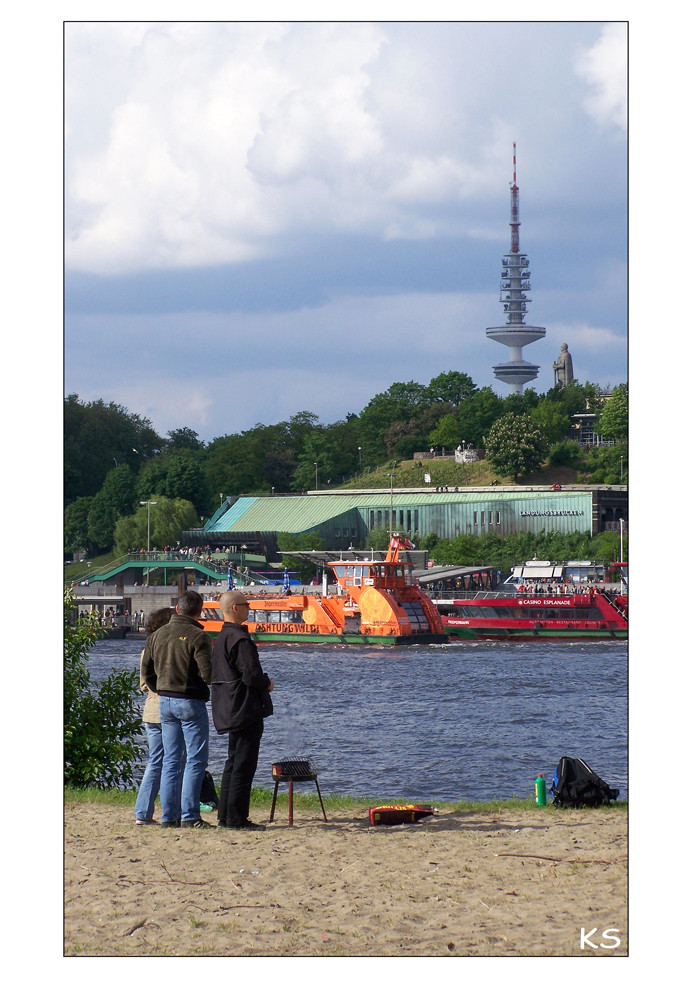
[382,403,451,459]
[548,439,583,468]
[429,413,461,450]
[64,497,93,554]
[531,396,572,444]
[484,414,548,481]
[597,385,628,442]
[137,452,210,515]
[290,424,360,491]
[364,527,398,550]
[584,444,627,485]
[592,529,628,566]
[544,380,601,415]
[502,388,539,416]
[427,370,477,406]
[64,588,144,788]
[86,465,137,551]
[205,431,261,497]
[64,395,163,504]
[358,380,429,465]
[165,426,204,451]
[113,496,198,553]
[276,531,325,582]
[251,411,323,492]
[457,386,503,447]
[284,411,322,452]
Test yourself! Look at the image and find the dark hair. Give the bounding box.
[145,607,173,634]
[177,590,203,617]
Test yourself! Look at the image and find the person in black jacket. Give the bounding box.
[211,590,274,830]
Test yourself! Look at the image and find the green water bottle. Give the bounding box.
[535,774,547,806]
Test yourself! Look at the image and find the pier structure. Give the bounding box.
[486,144,545,393]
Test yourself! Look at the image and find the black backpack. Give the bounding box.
[550,756,619,808]
[200,770,219,808]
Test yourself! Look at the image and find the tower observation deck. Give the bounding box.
[486,144,545,393]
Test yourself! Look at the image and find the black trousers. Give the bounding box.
[218,720,264,826]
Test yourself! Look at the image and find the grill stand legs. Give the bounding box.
[269,774,328,825]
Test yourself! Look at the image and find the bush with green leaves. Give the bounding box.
[548,439,583,468]
[64,589,144,788]
[484,413,548,481]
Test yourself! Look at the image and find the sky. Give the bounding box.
[64,20,627,444]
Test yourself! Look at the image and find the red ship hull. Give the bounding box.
[438,591,628,641]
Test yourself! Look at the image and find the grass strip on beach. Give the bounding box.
[64,784,626,813]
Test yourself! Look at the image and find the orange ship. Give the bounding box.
[201,534,447,645]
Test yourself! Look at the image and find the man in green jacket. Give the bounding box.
[142,590,212,828]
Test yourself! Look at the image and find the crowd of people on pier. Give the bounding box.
[516,581,605,595]
[127,544,241,563]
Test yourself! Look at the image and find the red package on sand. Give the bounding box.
[369,804,436,826]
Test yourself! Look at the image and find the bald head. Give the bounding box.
[219,590,250,622]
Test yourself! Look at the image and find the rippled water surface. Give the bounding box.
[88,639,627,802]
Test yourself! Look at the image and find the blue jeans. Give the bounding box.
[159,697,209,823]
[134,723,185,822]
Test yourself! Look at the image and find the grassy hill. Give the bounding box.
[336,456,588,492]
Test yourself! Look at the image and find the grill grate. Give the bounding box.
[271,757,315,778]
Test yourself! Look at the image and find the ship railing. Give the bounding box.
[429,590,509,601]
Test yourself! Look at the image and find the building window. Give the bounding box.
[473,511,478,525]
[496,511,501,524]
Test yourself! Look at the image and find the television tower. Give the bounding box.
[486,144,545,393]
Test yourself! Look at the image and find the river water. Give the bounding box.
[87,639,627,802]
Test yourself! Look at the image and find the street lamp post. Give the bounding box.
[388,473,396,532]
[358,446,362,477]
[314,462,318,491]
[139,500,158,585]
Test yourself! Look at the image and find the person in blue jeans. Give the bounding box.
[142,590,213,828]
[134,607,185,824]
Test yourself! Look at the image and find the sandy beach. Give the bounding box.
[64,799,627,957]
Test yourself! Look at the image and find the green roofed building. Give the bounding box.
[183,485,627,562]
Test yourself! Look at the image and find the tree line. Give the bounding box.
[64,375,627,557]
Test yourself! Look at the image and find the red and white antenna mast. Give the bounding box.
[510,141,520,254]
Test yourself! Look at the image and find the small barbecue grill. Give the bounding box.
[269,757,328,826]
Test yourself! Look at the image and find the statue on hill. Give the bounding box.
[553,343,574,387]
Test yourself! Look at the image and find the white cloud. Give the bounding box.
[550,322,624,353]
[63,21,627,437]
[65,22,619,275]
[575,22,627,132]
